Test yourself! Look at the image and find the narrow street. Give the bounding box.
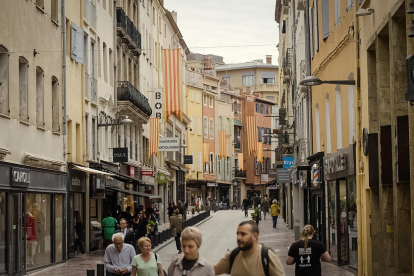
[30,210,354,276]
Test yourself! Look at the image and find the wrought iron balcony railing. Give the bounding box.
[117,81,152,116]
[116,7,141,50]
[235,170,246,178]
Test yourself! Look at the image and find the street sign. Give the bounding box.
[277,168,291,183]
[183,155,193,164]
[159,137,180,152]
[152,88,163,120]
[113,147,128,162]
[283,156,295,169]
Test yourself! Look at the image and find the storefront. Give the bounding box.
[323,145,357,269]
[232,181,241,208]
[0,163,66,275]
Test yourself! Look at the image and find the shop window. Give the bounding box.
[52,77,59,132]
[328,181,338,261]
[55,195,63,262]
[19,57,29,122]
[26,194,51,268]
[347,177,357,268]
[36,67,45,127]
[0,46,9,115]
[0,192,5,274]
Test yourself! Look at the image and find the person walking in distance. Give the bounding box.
[214,221,286,276]
[242,197,250,217]
[270,200,280,228]
[261,197,269,220]
[170,209,183,253]
[102,211,117,248]
[74,211,85,254]
[286,225,331,276]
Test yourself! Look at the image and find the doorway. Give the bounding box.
[7,193,25,276]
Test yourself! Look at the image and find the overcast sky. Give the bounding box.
[164,0,280,65]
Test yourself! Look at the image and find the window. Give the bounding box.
[222,76,230,86]
[135,128,140,161]
[261,78,275,84]
[258,127,263,142]
[233,102,237,114]
[335,0,340,25]
[196,93,200,103]
[190,91,194,101]
[348,80,355,143]
[347,0,354,10]
[336,88,342,149]
[70,22,84,64]
[209,118,214,139]
[209,153,214,174]
[191,151,195,170]
[153,6,156,24]
[310,7,314,57]
[242,75,254,86]
[226,157,230,174]
[315,103,320,152]
[256,103,259,112]
[91,40,95,77]
[314,0,319,52]
[36,0,44,9]
[322,0,329,39]
[52,77,59,132]
[199,152,202,171]
[203,117,208,138]
[203,95,207,106]
[198,117,202,135]
[209,97,213,107]
[218,156,221,174]
[51,0,58,22]
[19,57,29,122]
[190,116,194,134]
[109,48,114,85]
[325,94,331,153]
[103,42,108,82]
[0,46,9,115]
[227,118,231,133]
[36,67,44,126]
[254,157,258,175]
[266,106,269,114]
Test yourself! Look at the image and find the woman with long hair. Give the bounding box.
[74,211,85,254]
[286,225,331,276]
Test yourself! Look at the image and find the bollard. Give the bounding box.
[97,264,104,276]
[167,228,171,239]
[150,236,155,249]
[87,270,95,276]
[154,233,159,247]
[159,231,164,244]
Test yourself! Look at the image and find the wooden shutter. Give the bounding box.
[380,125,393,185]
[314,0,319,52]
[322,0,329,39]
[368,133,379,188]
[309,7,314,58]
[397,116,410,182]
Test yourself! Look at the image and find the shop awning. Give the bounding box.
[234,119,243,127]
[99,168,147,186]
[265,178,278,187]
[106,186,162,203]
[73,165,114,176]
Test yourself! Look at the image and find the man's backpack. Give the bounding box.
[229,245,270,276]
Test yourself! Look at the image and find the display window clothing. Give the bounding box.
[102,216,118,240]
[132,253,161,276]
[214,244,285,276]
[287,239,327,276]
[26,212,37,242]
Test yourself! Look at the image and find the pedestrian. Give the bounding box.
[131,237,165,276]
[168,226,215,276]
[102,211,118,248]
[146,207,158,236]
[286,225,331,276]
[168,201,176,218]
[253,194,259,209]
[170,209,183,253]
[176,200,184,216]
[270,200,280,228]
[116,218,137,249]
[121,206,133,228]
[261,197,269,220]
[242,197,250,217]
[104,233,136,276]
[215,221,285,276]
[74,211,85,254]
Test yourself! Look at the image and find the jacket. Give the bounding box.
[261,200,269,212]
[242,198,250,207]
[116,228,137,248]
[169,214,182,237]
[270,204,280,217]
[167,255,215,276]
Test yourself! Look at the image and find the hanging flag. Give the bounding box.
[238,153,244,171]
[149,118,160,157]
[162,49,183,122]
[203,143,209,164]
[219,131,226,159]
[257,142,263,164]
[246,115,258,155]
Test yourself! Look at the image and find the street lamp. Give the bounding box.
[356,8,374,17]
[299,76,356,86]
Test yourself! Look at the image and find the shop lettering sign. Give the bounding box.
[142,170,154,176]
[152,88,163,120]
[324,154,347,174]
[11,167,31,187]
[113,147,128,162]
[323,145,355,181]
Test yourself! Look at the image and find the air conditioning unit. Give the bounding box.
[297,0,306,10]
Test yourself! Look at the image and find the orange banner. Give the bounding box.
[162,49,183,122]
[238,153,244,171]
[203,143,209,164]
[247,115,258,155]
[149,118,159,157]
[257,142,263,164]
[219,131,226,159]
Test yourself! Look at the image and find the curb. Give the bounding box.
[153,215,213,253]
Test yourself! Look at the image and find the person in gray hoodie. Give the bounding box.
[168,226,214,276]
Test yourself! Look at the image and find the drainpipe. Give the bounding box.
[62,0,67,141]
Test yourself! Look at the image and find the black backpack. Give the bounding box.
[229,245,270,276]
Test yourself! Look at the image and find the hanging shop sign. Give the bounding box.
[207,182,216,187]
[277,168,291,183]
[152,88,163,120]
[283,156,295,169]
[113,147,128,162]
[269,169,277,179]
[69,169,86,192]
[261,174,269,182]
[157,173,168,184]
[183,155,193,164]
[90,174,106,199]
[312,164,320,187]
[323,145,355,181]
[11,167,31,187]
[159,137,180,152]
[142,170,155,177]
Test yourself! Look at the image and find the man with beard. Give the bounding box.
[214,221,285,276]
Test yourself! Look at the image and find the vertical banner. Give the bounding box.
[203,143,209,164]
[162,49,183,122]
[152,88,163,120]
[238,153,244,170]
[257,142,263,164]
[149,118,160,157]
[246,115,258,155]
[219,130,226,159]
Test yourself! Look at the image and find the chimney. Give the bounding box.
[266,55,272,64]
[171,11,178,24]
[204,57,212,70]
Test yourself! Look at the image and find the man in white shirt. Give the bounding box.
[104,233,135,275]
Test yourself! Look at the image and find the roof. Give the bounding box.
[216,61,279,72]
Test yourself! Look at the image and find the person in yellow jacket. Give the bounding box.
[270,200,280,229]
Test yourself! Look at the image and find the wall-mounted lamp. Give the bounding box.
[299,76,356,86]
[409,21,414,38]
[97,115,132,128]
[356,8,374,17]
[407,1,414,14]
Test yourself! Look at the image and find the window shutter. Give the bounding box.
[71,22,84,64]
[322,0,329,39]
[347,0,353,10]
[314,0,319,52]
[309,7,314,58]
[70,22,77,60]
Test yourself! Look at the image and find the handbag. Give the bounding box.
[154,253,167,276]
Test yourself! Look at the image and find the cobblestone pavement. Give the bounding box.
[30,210,355,276]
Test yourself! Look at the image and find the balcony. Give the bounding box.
[117,81,152,117]
[235,170,246,178]
[116,7,141,52]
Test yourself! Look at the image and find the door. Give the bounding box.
[8,193,25,276]
[338,180,348,264]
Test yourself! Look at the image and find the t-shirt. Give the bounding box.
[132,253,161,276]
[287,239,327,276]
[183,257,198,274]
[215,244,285,276]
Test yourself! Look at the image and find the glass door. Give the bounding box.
[328,181,338,262]
[338,180,349,264]
[8,193,25,276]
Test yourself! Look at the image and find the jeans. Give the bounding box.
[175,232,181,251]
[272,216,278,228]
[244,206,248,217]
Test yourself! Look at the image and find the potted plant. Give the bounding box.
[200,204,204,210]
[191,207,195,215]
[147,220,155,231]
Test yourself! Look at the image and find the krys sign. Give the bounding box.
[283,156,295,169]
